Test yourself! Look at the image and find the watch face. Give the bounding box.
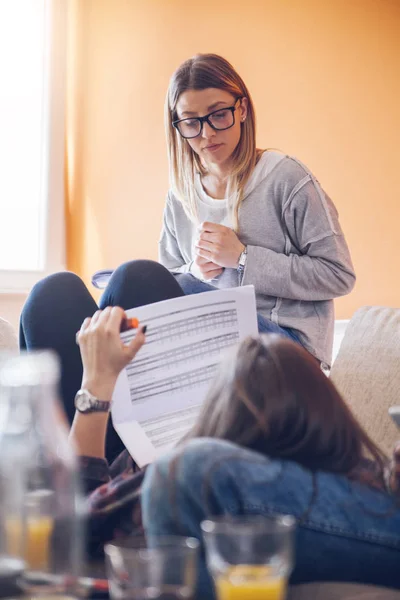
[76,391,92,413]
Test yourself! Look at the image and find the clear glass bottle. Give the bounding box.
[0,351,83,595]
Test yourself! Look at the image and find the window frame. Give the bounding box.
[0,0,66,294]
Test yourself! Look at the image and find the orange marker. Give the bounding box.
[120,317,140,332]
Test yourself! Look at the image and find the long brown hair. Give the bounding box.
[187,335,387,482]
[165,53,262,230]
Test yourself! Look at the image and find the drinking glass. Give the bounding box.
[201,515,295,600]
[105,536,199,600]
[0,351,82,595]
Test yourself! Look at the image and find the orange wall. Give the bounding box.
[66,0,400,317]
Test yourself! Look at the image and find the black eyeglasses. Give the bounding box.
[172,98,242,139]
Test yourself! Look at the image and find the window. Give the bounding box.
[0,0,66,292]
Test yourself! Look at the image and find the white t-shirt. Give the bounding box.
[189,176,236,283]
[195,174,232,229]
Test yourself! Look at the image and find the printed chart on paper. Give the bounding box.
[112,286,258,467]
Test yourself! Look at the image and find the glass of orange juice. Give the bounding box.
[201,515,295,600]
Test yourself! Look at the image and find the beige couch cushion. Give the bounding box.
[0,317,18,354]
[289,582,400,599]
[330,306,400,456]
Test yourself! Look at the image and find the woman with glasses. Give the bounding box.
[20,54,356,463]
[160,53,355,370]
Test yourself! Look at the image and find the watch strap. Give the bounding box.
[237,247,247,274]
[91,399,111,413]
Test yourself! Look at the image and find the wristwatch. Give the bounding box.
[237,246,247,274]
[74,389,111,414]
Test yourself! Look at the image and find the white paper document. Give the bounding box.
[112,286,258,467]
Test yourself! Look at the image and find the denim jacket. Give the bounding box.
[82,446,399,558]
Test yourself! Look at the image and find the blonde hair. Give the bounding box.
[165,54,262,230]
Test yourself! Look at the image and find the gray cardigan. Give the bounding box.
[159,151,356,366]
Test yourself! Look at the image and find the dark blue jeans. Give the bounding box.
[142,439,400,599]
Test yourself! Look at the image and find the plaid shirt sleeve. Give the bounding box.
[78,451,146,558]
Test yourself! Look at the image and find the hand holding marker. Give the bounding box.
[75,316,144,344]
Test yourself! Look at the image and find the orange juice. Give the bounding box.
[6,516,54,570]
[216,565,286,600]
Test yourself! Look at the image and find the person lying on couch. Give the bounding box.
[53,306,400,597]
